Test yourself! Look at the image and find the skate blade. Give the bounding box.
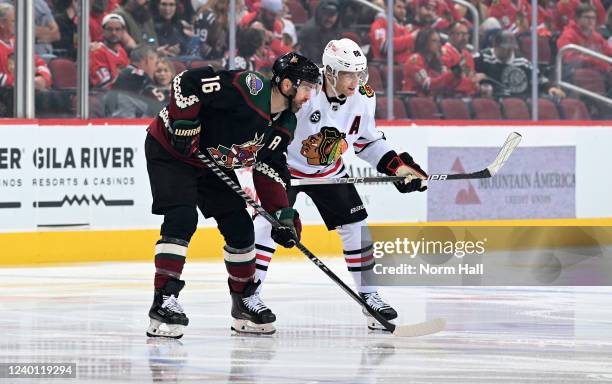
[365,314,394,332]
[146,319,185,339]
[231,319,276,335]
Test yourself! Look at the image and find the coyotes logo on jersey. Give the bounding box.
[207,134,265,169]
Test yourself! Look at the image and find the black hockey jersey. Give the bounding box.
[146,67,297,213]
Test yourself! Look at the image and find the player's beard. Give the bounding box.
[291,98,303,113]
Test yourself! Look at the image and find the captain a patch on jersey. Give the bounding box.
[309,110,321,123]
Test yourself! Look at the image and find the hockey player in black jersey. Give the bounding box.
[144,52,321,338]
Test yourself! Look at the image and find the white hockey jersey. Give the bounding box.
[288,79,393,179]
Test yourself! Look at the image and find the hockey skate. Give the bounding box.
[230,280,276,335]
[359,292,398,331]
[147,278,189,339]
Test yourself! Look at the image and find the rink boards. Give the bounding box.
[0,119,611,265]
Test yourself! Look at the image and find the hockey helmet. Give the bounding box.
[272,52,322,93]
[322,38,368,85]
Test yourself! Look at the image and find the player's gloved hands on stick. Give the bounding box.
[169,119,201,156]
[271,207,302,248]
[383,152,428,193]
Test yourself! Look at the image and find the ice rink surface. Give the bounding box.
[2,259,612,383]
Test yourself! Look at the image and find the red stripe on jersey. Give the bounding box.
[353,142,367,148]
[256,254,272,262]
[290,158,343,178]
[345,255,374,264]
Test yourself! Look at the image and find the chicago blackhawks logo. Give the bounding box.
[207,134,265,169]
[245,73,264,95]
[300,126,348,166]
[358,83,375,98]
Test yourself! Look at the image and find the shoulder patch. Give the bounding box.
[245,72,264,95]
[358,83,375,98]
[310,110,321,123]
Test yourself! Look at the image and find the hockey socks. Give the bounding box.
[224,245,256,292]
[154,237,187,289]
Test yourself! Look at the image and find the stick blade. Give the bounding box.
[392,317,447,337]
[487,131,522,177]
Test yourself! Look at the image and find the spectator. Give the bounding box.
[153,57,175,103]
[557,3,612,73]
[600,6,612,41]
[193,0,244,60]
[89,13,130,89]
[106,44,161,117]
[113,0,158,50]
[151,0,193,56]
[486,0,531,34]
[555,0,605,31]
[369,0,416,63]
[280,0,298,49]
[297,0,341,64]
[90,0,110,42]
[441,20,486,96]
[402,27,461,96]
[0,3,52,90]
[407,0,448,32]
[223,27,268,71]
[52,0,78,59]
[240,0,292,56]
[474,30,565,98]
[34,0,61,56]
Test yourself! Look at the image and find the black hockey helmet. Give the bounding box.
[272,52,321,90]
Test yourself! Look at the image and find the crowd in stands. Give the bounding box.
[0,0,609,119]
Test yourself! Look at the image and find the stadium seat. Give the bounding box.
[48,58,77,89]
[472,98,502,120]
[439,98,470,119]
[367,65,384,93]
[406,97,440,119]
[380,65,403,92]
[500,98,530,120]
[287,0,309,24]
[518,35,552,65]
[341,31,362,46]
[533,98,560,120]
[170,60,187,74]
[573,68,606,95]
[375,97,408,119]
[189,60,210,69]
[559,98,590,120]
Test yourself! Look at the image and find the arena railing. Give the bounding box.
[555,44,612,107]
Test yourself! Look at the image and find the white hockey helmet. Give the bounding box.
[322,38,369,86]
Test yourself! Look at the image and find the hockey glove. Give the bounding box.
[169,119,201,156]
[271,207,302,248]
[383,152,428,193]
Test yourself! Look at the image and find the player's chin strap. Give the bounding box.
[325,72,347,102]
[193,150,446,338]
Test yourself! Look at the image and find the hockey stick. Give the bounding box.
[291,131,522,187]
[194,151,446,337]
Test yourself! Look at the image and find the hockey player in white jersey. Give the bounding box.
[253,38,428,331]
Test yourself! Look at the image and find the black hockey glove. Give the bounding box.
[380,152,428,194]
[271,207,302,248]
[169,119,201,156]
